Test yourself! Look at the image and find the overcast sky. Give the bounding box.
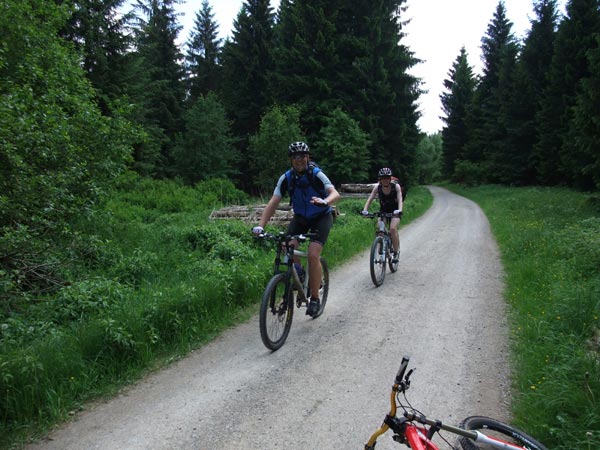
[176,0,567,135]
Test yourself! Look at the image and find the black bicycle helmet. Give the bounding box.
[288,141,310,154]
[378,167,393,177]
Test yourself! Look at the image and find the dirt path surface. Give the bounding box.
[28,186,511,450]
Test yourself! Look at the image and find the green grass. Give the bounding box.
[0,180,431,449]
[447,184,600,450]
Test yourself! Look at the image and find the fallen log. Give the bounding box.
[340,183,376,193]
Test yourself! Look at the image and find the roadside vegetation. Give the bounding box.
[448,184,600,450]
[0,176,431,449]
[3,177,599,450]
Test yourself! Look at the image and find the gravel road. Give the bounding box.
[27,186,511,450]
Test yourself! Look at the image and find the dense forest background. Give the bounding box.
[2,0,599,320]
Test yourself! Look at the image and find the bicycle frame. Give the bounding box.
[365,356,544,450]
[259,232,317,306]
[265,232,316,305]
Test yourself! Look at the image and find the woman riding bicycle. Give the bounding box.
[361,167,403,263]
[252,141,340,317]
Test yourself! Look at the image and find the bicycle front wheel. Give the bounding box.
[370,236,386,287]
[259,273,294,351]
[459,416,548,450]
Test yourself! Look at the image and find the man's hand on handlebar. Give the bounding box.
[311,197,328,207]
[252,226,264,235]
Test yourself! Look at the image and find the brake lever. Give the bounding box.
[400,368,414,392]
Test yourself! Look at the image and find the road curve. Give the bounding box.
[27,186,511,450]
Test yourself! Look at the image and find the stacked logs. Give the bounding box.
[209,204,293,223]
[208,184,373,222]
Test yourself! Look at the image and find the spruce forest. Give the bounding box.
[1,0,599,448]
[3,0,599,235]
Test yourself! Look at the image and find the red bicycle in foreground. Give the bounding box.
[365,356,547,450]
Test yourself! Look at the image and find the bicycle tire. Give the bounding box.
[259,272,294,351]
[310,258,329,318]
[459,416,548,450]
[388,236,399,273]
[370,236,386,286]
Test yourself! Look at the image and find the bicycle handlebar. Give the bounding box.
[255,231,318,244]
[395,355,410,384]
[361,211,399,219]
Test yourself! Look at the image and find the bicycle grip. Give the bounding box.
[395,355,410,383]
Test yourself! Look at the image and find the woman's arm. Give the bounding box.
[363,184,379,211]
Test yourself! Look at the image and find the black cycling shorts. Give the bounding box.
[286,212,333,246]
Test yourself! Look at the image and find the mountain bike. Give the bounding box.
[256,232,329,351]
[364,355,548,450]
[362,212,400,287]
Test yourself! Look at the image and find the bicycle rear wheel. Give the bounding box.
[459,416,547,450]
[370,236,386,286]
[259,273,293,351]
[310,258,329,318]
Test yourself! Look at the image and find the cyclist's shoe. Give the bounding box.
[392,252,399,263]
[306,298,320,317]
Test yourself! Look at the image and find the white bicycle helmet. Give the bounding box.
[288,141,310,154]
[378,167,393,177]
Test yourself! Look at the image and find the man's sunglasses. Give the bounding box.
[291,154,306,160]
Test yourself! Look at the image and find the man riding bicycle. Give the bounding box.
[361,167,403,263]
[252,141,340,317]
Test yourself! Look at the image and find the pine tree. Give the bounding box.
[331,1,391,160]
[377,0,421,187]
[270,0,342,142]
[534,0,600,186]
[441,47,476,180]
[565,35,600,189]
[335,0,421,183]
[511,0,560,185]
[59,0,132,115]
[185,0,222,102]
[130,0,186,177]
[271,0,420,184]
[220,0,276,157]
[463,1,519,183]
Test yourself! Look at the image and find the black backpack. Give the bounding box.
[282,161,327,201]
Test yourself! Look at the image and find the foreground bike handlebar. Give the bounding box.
[365,356,511,450]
